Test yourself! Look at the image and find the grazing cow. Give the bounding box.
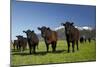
[23,30,39,54]
[80,37,84,43]
[61,22,80,52]
[80,36,86,43]
[16,35,27,51]
[13,40,19,50]
[38,26,57,52]
[88,37,91,43]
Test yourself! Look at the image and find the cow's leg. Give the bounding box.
[72,41,75,52]
[18,44,20,51]
[67,41,70,53]
[89,39,91,43]
[51,43,54,52]
[17,45,18,50]
[76,40,79,50]
[17,44,19,51]
[29,45,32,54]
[19,45,21,51]
[13,44,15,51]
[46,44,49,52]
[22,45,24,51]
[33,44,36,54]
[52,42,56,52]
[54,42,57,52]
[18,41,21,51]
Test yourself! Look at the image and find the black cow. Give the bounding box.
[38,26,57,52]
[23,30,39,54]
[61,22,80,52]
[16,35,27,51]
[13,40,19,50]
[80,36,86,43]
[88,37,91,43]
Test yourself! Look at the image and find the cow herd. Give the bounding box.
[12,21,92,54]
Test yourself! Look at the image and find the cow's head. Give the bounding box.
[38,26,49,37]
[61,21,74,34]
[16,35,23,41]
[23,30,32,39]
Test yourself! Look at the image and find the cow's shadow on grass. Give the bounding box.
[11,50,66,56]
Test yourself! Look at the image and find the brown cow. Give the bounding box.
[16,35,27,51]
[23,30,39,54]
[38,26,57,52]
[61,21,80,52]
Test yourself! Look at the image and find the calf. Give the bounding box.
[38,26,57,52]
[16,35,27,51]
[23,30,39,54]
[13,40,19,50]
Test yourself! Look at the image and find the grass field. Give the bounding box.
[11,40,96,66]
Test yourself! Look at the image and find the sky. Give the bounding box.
[11,0,96,40]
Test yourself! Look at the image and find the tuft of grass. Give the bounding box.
[11,40,96,66]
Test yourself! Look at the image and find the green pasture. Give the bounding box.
[11,40,96,66]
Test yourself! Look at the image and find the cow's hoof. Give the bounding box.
[52,51,53,52]
[68,50,70,53]
[72,51,75,52]
[33,52,36,54]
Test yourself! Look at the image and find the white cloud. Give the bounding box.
[55,26,93,31]
[54,26,64,31]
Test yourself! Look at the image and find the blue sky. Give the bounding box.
[12,0,96,40]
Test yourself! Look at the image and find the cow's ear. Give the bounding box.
[32,30,34,33]
[16,36,18,38]
[47,27,50,30]
[70,22,74,26]
[38,27,41,30]
[23,31,26,33]
[61,23,65,26]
